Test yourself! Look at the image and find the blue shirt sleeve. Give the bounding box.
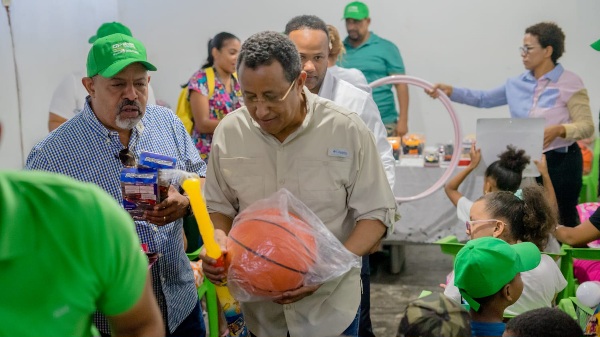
[450,84,509,108]
[25,147,53,171]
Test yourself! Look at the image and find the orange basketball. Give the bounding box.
[227,208,317,297]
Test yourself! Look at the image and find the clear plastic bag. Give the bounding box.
[226,189,361,302]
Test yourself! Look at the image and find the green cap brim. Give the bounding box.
[343,13,368,20]
[459,290,480,312]
[88,35,98,44]
[511,241,541,273]
[99,59,157,78]
[591,39,600,51]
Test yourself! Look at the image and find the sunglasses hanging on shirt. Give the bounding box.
[116,147,136,167]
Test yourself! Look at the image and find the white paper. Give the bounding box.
[475,118,545,177]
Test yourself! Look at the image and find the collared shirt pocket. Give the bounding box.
[298,160,352,223]
[220,157,265,209]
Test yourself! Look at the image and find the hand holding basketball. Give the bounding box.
[273,284,322,305]
[224,189,362,302]
[227,208,318,298]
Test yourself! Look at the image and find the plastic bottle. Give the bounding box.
[576,281,600,308]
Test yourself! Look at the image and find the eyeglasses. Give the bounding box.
[243,79,296,105]
[519,45,541,55]
[465,219,500,231]
[116,147,136,167]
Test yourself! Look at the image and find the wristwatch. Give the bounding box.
[184,195,193,217]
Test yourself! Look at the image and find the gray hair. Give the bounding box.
[236,31,302,83]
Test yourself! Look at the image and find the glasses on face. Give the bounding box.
[116,147,136,167]
[465,219,499,231]
[244,79,296,106]
[519,45,541,55]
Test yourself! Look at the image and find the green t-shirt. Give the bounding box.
[0,171,148,336]
[339,32,406,124]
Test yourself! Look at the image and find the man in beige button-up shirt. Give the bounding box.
[201,31,397,337]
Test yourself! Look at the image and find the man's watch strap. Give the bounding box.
[184,195,193,217]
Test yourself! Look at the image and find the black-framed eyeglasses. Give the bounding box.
[116,147,136,167]
[519,45,541,55]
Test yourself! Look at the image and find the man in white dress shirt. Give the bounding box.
[285,15,396,337]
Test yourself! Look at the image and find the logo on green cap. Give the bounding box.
[112,42,140,56]
[87,33,157,78]
[343,1,369,20]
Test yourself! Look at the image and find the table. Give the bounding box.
[383,164,484,273]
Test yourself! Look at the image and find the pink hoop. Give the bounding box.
[369,75,462,202]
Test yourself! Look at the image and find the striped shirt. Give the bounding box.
[450,64,594,151]
[26,98,206,333]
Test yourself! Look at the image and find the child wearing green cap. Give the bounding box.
[444,185,566,317]
[454,237,541,337]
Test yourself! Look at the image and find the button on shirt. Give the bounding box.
[204,88,397,336]
[450,64,594,151]
[340,32,406,124]
[26,99,206,334]
[319,70,395,190]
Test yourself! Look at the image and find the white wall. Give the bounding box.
[2,0,600,168]
[0,0,118,168]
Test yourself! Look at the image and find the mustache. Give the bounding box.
[118,99,141,112]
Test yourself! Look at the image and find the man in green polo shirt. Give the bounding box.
[339,1,410,137]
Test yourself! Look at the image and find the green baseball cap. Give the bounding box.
[591,38,600,51]
[89,22,132,44]
[454,237,540,312]
[343,1,369,20]
[397,293,472,337]
[86,33,157,78]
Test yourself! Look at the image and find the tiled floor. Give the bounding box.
[368,244,454,336]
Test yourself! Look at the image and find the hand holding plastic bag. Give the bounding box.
[226,189,361,302]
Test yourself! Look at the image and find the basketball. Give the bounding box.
[227,208,318,297]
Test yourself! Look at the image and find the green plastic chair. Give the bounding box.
[433,235,464,260]
[434,235,564,261]
[579,138,600,203]
[557,244,600,302]
[558,297,595,330]
[557,297,578,320]
[188,248,219,337]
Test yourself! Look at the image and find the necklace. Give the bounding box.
[214,68,232,93]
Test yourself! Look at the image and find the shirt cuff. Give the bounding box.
[356,207,400,237]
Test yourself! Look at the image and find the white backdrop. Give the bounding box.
[2,0,600,169]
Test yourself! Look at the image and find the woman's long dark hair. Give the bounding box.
[201,32,239,69]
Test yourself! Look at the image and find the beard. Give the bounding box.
[115,99,144,129]
[347,30,363,43]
